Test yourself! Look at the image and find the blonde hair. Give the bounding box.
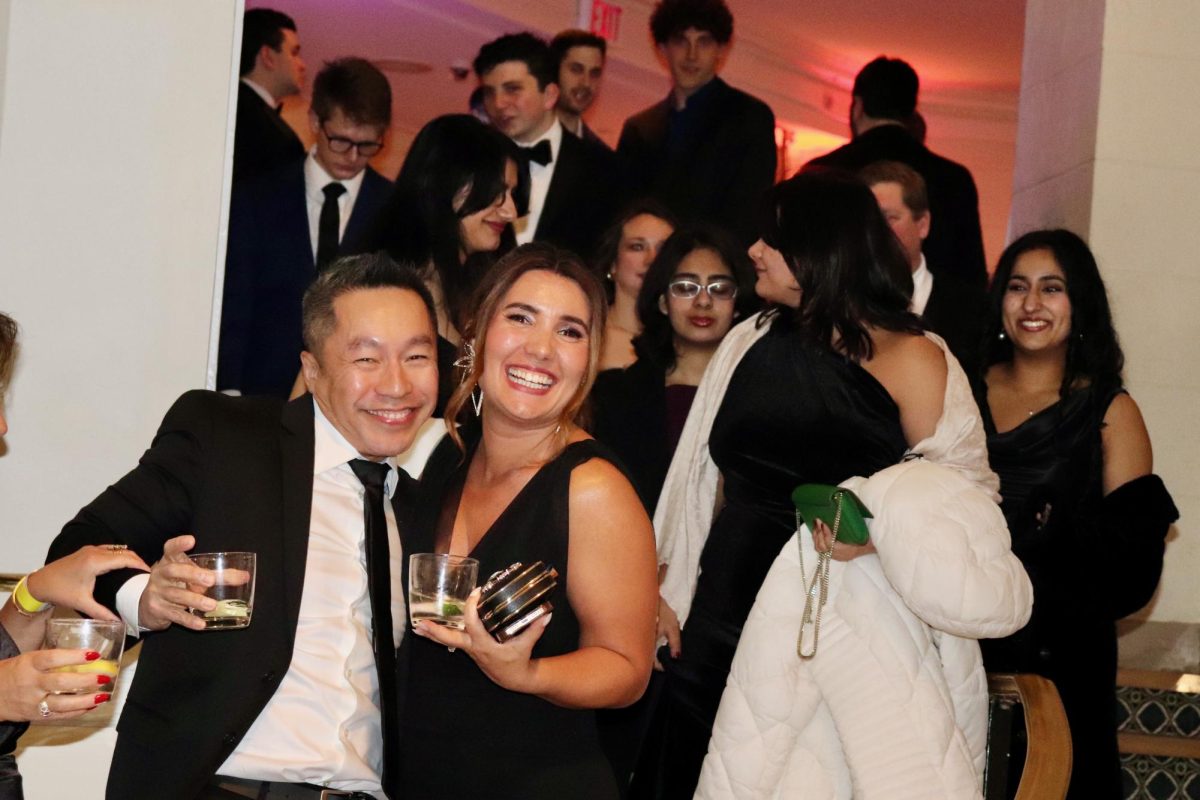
[447,243,606,451]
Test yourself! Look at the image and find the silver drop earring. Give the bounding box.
[471,385,483,417]
[998,330,1007,341]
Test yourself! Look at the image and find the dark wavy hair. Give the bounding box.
[592,198,680,302]
[633,226,759,370]
[759,168,921,361]
[370,115,522,332]
[983,229,1125,400]
[473,32,556,89]
[853,56,919,121]
[650,0,734,44]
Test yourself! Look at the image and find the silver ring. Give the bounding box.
[37,699,51,718]
[107,544,128,552]
[447,646,456,653]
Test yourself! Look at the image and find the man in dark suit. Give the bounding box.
[48,254,438,800]
[219,57,394,398]
[861,160,986,374]
[233,8,307,185]
[617,0,776,247]
[474,33,622,260]
[550,29,610,150]
[808,56,988,290]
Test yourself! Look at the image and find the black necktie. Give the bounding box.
[316,182,347,269]
[349,458,397,792]
[520,139,552,167]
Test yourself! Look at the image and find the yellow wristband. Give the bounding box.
[12,574,50,615]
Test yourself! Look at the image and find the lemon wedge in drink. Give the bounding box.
[54,659,119,678]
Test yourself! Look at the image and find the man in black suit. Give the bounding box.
[48,254,438,800]
[861,160,986,374]
[233,8,307,184]
[219,57,394,398]
[808,56,988,290]
[616,0,776,247]
[474,33,622,260]
[550,29,610,150]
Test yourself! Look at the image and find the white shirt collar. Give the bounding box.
[241,77,277,110]
[910,254,934,317]
[304,150,367,202]
[311,398,398,497]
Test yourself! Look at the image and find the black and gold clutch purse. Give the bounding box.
[477,561,558,643]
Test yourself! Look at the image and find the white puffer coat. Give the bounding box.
[695,458,1032,799]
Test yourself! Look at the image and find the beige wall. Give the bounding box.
[1011,0,1196,624]
[0,1,241,794]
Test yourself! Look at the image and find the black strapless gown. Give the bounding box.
[642,319,907,799]
[397,430,621,800]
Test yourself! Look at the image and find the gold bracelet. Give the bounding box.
[11,574,51,617]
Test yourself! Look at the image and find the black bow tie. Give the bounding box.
[519,140,552,167]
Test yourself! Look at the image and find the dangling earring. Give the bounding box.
[452,340,476,375]
[471,385,483,417]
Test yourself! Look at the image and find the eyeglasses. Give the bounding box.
[667,278,738,301]
[320,123,383,157]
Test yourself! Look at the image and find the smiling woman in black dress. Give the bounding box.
[398,245,658,800]
[975,229,1178,799]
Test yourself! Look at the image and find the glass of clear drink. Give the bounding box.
[189,552,256,629]
[409,553,479,631]
[43,618,125,692]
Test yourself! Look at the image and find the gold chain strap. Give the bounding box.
[796,490,844,659]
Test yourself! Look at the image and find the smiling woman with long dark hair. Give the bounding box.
[976,229,1178,800]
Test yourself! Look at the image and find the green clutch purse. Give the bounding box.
[791,484,873,546]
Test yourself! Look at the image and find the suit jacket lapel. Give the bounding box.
[278,394,316,642]
[537,134,584,240]
[341,167,383,254]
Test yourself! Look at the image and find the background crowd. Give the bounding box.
[0,1,1179,799]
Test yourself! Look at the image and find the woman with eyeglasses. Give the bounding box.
[590,226,758,791]
[591,227,758,515]
[593,201,680,372]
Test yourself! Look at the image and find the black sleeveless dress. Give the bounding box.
[643,317,908,799]
[397,430,621,800]
[0,627,26,800]
[977,385,1178,800]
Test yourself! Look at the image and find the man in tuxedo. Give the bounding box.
[808,56,988,290]
[861,160,986,374]
[219,57,394,398]
[474,32,622,259]
[233,8,307,184]
[550,29,609,149]
[48,254,438,800]
[616,0,776,247]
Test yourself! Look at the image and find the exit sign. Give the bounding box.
[589,0,622,42]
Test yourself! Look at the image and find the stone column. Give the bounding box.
[1011,0,1199,631]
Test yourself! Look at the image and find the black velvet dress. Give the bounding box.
[644,318,908,799]
[978,385,1178,800]
[397,430,622,800]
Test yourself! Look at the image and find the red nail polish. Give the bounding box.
[97,675,112,685]
[95,693,111,704]
[85,651,101,661]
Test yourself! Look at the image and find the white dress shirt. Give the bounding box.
[304,152,367,262]
[513,119,564,245]
[910,255,934,317]
[115,401,404,798]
